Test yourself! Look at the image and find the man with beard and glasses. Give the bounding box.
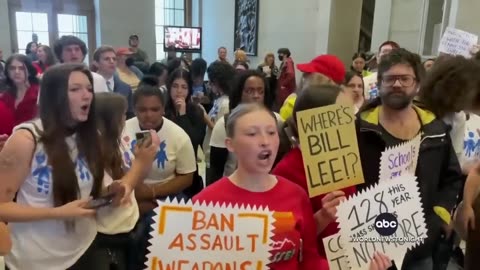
[355,48,463,270]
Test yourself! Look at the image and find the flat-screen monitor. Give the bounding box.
[164,26,202,53]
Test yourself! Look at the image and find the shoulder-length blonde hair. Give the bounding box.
[263,53,275,66]
[234,49,248,63]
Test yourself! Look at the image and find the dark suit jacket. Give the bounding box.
[113,75,135,119]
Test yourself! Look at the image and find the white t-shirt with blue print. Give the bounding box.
[122,117,197,185]
[202,95,230,168]
[462,113,480,169]
[5,120,97,270]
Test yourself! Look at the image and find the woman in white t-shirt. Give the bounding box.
[122,84,197,269]
[418,56,480,172]
[0,64,147,270]
[209,70,283,183]
[94,92,160,269]
[201,61,236,185]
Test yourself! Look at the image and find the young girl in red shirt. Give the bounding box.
[194,103,391,270]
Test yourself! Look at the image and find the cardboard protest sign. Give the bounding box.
[147,199,275,270]
[323,233,349,270]
[379,134,421,182]
[438,27,478,58]
[296,104,364,197]
[336,175,428,270]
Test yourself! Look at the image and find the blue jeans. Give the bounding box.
[130,193,188,270]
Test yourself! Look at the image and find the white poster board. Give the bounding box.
[379,134,421,182]
[438,27,478,58]
[323,233,349,270]
[336,175,428,270]
[146,199,274,270]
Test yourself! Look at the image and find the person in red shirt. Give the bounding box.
[0,54,39,136]
[194,103,392,270]
[272,84,359,257]
[32,45,56,78]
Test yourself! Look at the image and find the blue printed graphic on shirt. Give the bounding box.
[155,140,168,169]
[75,155,91,182]
[464,131,480,158]
[208,99,221,121]
[123,151,133,169]
[32,152,51,195]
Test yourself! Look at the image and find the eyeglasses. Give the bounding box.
[381,75,417,87]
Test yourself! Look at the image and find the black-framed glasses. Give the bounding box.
[381,75,417,87]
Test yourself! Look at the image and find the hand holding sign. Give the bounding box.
[336,175,428,270]
[319,191,346,222]
[297,104,364,197]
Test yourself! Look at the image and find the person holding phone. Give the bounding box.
[122,84,197,269]
[0,64,155,270]
[93,92,160,270]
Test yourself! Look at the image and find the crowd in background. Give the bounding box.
[1,31,480,270]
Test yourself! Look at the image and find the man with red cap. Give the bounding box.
[279,54,346,120]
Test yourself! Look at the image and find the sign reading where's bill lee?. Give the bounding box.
[297,104,365,197]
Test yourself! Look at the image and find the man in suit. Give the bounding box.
[93,45,135,119]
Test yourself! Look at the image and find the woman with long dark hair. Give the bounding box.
[164,68,205,196]
[33,45,56,77]
[209,70,280,184]
[0,64,153,269]
[344,71,365,113]
[0,54,40,135]
[94,92,159,270]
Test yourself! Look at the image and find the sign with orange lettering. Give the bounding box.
[146,199,275,270]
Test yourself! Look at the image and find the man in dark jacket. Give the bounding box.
[355,48,463,269]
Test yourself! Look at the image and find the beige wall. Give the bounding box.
[199,0,362,81]
[95,0,156,62]
[454,0,480,37]
[389,0,424,53]
[0,0,12,56]
[327,0,363,66]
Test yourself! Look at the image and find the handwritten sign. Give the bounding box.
[146,199,274,270]
[379,134,421,182]
[336,175,428,270]
[297,104,365,197]
[323,233,349,270]
[438,27,478,58]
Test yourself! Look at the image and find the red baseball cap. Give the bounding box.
[116,47,134,56]
[297,55,346,84]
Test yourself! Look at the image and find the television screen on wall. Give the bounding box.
[164,26,202,53]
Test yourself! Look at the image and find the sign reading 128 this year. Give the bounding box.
[147,199,274,270]
[296,104,365,197]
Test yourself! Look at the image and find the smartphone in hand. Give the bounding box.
[84,193,116,209]
[135,131,152,147]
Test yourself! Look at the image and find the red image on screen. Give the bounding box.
[164,27,201,51]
